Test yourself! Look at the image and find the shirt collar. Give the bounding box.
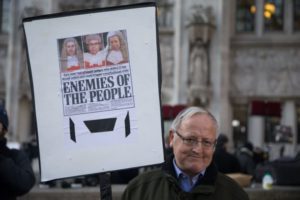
[172,158,205,183]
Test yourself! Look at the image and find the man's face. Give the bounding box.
[87,39,101,55]
[169,114,217,176]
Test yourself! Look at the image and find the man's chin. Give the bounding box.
[185,162,206,173]
[186,155,202,162]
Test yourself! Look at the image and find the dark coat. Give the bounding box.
[122,155,249,200]
[213,147,241,173]
[0,138,35,200]
[237,148,256,175]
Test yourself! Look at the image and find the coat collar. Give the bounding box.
[162,154,218,193]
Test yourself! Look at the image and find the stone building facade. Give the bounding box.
[1,0,300,159]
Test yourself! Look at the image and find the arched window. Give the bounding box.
[236,0,256,32]
[294,0,300,31]
[264,0,284,32]
[236,0,300,34]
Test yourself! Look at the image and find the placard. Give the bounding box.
[23,3,164,181]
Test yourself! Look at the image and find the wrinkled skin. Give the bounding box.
[169,114,217,177]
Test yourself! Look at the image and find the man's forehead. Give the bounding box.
[180,114,216,132]
[182,113,213,123]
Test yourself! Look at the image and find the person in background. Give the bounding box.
[237,142,256,176]
[213,133,241,174]
[122,106,249,200]
[60,37,84,72]
[0,105,35,200]
[105,31,129,65]
[83,34,106,68]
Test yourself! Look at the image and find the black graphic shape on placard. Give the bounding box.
[125,111,131,137]
[70,118,76,142]
[84,118,117,133]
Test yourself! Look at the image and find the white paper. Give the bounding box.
[24,5,164,181]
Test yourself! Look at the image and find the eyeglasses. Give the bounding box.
[174,130,216,149]
[88,42,100,46]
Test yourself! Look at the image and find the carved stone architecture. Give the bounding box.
[160,34,174,103]
[187,39,209,106]
[1,0,300,160]
[231,47,300,97]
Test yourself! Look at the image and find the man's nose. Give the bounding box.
[191,142,204,153]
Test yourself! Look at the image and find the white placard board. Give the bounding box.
[23,3,164,182]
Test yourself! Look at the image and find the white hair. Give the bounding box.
[170,106,219,134]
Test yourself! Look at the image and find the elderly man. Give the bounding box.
[122,106,249,200]
[83,34,106,68]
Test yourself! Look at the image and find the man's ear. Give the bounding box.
[0,128,5,139]
[169,130,175,148]
[0,123,4,137]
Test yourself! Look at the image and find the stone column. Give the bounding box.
[172,0,182,104]
[209,0,233,146]
[280,100,297,157]
[248,116,265,148]
[5,0,21,140]
[256,0,264,36]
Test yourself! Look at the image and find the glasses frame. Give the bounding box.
[174,130,217,150]
[88,42,101,46]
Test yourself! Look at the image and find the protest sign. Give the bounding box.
[23,3,164,181]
